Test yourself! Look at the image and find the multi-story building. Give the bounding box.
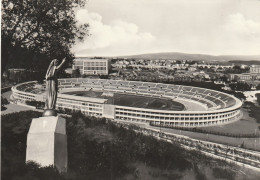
[235,74,253,81]
[229,73,260,81]
[72,58,111,75]
[250,65,260,74]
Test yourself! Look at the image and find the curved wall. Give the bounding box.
[11,78,242,127]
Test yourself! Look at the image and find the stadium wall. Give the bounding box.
[11,78,243,127]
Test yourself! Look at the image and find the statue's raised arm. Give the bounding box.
[56,58,66,71]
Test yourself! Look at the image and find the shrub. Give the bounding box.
[25,100,45,109]
[1,96,9,108]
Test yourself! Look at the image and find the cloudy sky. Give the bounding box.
[72,0,260,57]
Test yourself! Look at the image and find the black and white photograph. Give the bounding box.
[1,0,260,179]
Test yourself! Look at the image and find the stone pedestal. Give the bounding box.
[26,116,67,172]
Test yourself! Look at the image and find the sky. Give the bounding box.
[72,0,260,57]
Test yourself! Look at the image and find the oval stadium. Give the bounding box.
[11,78,243,127]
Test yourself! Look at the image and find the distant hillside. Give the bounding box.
[229,60,260,65]
[119,52,260,62]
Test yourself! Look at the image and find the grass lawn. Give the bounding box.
[64,90,185,111]
[198,108,260,135]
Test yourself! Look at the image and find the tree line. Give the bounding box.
[2,0,88,78]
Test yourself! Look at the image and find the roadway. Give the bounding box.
[1,91,41,115]
[115,120,260,172]
[115,120,260,151]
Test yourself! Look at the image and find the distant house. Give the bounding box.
[229,73,260,81]
[250,65,260,74]
[8,68,26,73]
[204,74,210,79]
[222,85,231,91]
[214,81,226,85]
[188,67,196,71]
[3,68,26,78]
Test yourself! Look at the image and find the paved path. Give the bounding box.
[116,120,260,151]
[1,103,42,116]
[1,91,12,101]
[1,91,42,116]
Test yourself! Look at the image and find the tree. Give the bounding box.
[256,84,260,90]
[230,82,251,91]
[72,68,81,78]
[234,92,246,100]
[1,96,9,109]
[220,75,228,83]
[256,94,260,105]
[4,69,10,80]
[1,0,89,75]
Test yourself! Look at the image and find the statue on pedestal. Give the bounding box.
[26,58,68,172]
[43,58,66,116]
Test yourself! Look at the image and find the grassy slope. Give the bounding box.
[2,111,259,180]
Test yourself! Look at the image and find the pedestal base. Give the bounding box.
[43,109,57,117]
[26,116,67,172]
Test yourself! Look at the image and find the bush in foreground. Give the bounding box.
[1,111,247,180]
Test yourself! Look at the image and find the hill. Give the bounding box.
[229,60,260,65]
[119,52,260,62]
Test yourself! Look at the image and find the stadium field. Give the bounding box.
[63,90,185,111]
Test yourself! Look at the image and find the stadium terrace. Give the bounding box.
[11,78,242,127]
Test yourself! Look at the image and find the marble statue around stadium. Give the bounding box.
[43,58,66,116]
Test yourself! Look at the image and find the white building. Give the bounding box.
[73,58,111,75]
[250,65,260,74]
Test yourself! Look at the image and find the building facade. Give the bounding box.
[250,65,260,74]
[229,73,260,81]
[72,58,111,75]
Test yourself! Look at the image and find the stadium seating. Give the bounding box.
[16,78,239,110]
[12,78,243,128]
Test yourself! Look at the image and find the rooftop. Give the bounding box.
[74,57,109,61]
